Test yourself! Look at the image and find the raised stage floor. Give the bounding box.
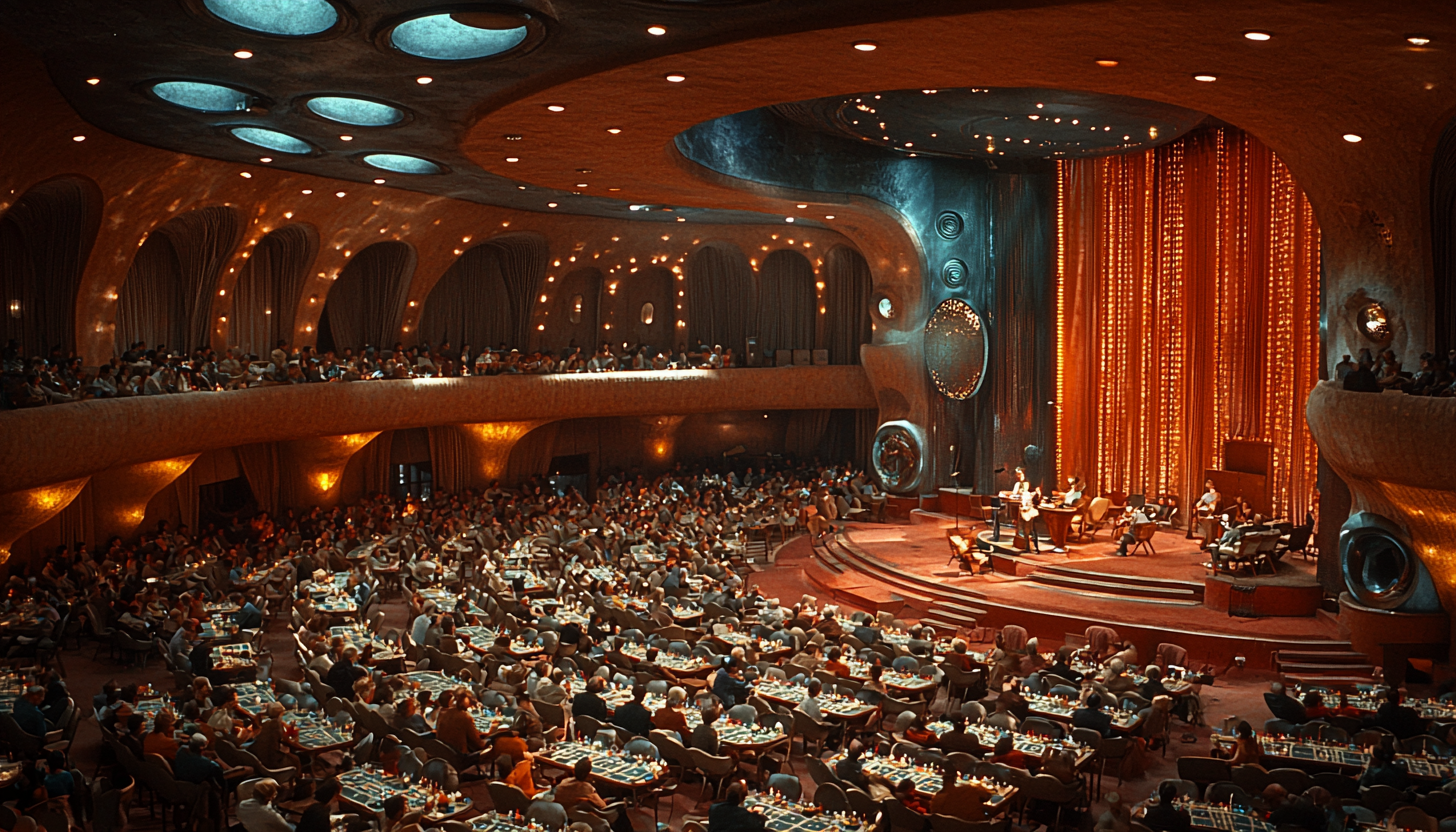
[752,518,1372,679]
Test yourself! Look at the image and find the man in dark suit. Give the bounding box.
[710,781,766,832]
[1143,781,1192,832]
[1071,693,1113,737]
[571,676,610,722]
[611,685,653,737]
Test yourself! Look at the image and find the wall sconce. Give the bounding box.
[7,299,19,319]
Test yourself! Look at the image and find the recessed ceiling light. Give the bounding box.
[336,191,346,197]
[1193,73,1217,82]
[339,135,353,141]
[785,217,795,223]
[852,41,878,51]
[416,76,433,85]
[505,156,519,162]
[576,183,589,188]
[374,178,386,184]
[1244,31,1271,41]
[1343,133,1363,143]
[647,25,666,36]
[1408,35,1432,46]
[665,74,686,83]
[546,104,565,112]
[796,203,808,208]
[239,171,251,178]
[233,50,253,59]
[85,77,100,85]
[547,202,558,208]
[606,128,621,134]
[1095,59,1119,67]
[825,215,835,220]
[72,135,85,142]
[302,189,312,194]
[259,157,272,163]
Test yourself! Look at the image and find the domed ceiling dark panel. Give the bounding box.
[773,87,1208,161]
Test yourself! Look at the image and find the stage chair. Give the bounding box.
[1129,523,1158,556]
[1073,498,1111,541]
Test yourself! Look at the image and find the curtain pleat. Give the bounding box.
[492,234,550,349]
[505,422,560,483]
[1055,126,1320,520]
[822,246,873,364]
[173,463,199,531]
[687,243,755,355]
[420,243,512,352]
[0,177,100,357]
[427,426,470,495]
[230,224,317,356]
[784,410,832,459]
[1429,118,1456,355]
[355,430,395,497]
[756,249,816,354]
[117,206,241,354]
[235,442,279,516]
[320,241,415,352]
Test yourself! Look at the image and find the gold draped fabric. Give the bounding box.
[1055,127,1320,520]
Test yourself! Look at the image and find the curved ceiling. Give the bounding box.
[771,87,1208,160]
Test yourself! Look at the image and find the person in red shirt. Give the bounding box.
[903,714,938,746]
[893,778,928,814]
[1332,691,1361,719]
[824,647,853,678]
[1302,691,1332,720]
[943,640,977,672]
[989,734,1033,771]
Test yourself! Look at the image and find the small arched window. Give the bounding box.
[569,294,583,324]
[640,302,655,325]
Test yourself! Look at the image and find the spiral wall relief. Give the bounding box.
[941,258,967,288]
[936,210,964,239]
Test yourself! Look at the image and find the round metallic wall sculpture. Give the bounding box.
[940,258,968,288]
[872,421,922,493]
[936,210,964,239]
[924,298,988,399]
[1340,512,1441,612]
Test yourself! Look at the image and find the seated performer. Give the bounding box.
[1113,504,1154,557]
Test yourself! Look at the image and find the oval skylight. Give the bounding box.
[363,154,442,174]
[230,126,313,154]
[306,96,404,126]
[203,0,339,36]
[153,81,250,112]
[390,13,528,60]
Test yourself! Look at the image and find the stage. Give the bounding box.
[751,518,1373,676]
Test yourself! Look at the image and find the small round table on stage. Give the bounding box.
[1039,506,1081,553]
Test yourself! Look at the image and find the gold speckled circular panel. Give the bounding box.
[924,298,987,399]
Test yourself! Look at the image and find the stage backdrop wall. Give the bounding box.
[1056,126,1321,521]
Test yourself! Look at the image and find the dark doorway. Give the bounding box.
[547,453,591,498]
[394,462,432,500]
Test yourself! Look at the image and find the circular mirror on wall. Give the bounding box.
[924,298,988,399]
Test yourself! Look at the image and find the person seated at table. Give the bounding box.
[1332,691,1361,720]
[1374,689,1426,740]
[1046,647,1083,684]
[377,735,405,776]
[989,734,1034,771]
[709,780,766,832]
[1265,782,1328,832]
[295,777,342,832]
[892,778,929,814]
[985,697,1019,731]
[238,778,295,832]
[712,659,752,708]
[1139,666,1171,702]
[437,690,487,759]
[172,733,228,788]
[652,687,691,743]
[489,725,530,767]
[326,646,369,699]
[823,647,853,678]
[231,592,263,630]
[556,757,633,832]
[1097,659,1138,696]
[10,685,49,740]
[169,618,200,672]
[505,750,537,794]
[936,714,984,756]
[572,676,610,722]
[143,710,181,760]
[902,713,937,746]
[1360,739,1411,790]
[1301,690,1331,720]
[611,685,653,738]
[907,627,937,658]
[207,685,258,741]
[928,764,992,819]
[1142,781,1191,832]
[1041,745,1080,785]
[379,794,424,832]
[942,640,978,673]
[1072,693,1114,738]
[692,704,723,755]
[1223,721,1262,766]
[253,702,304,772]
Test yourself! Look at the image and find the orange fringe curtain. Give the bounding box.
[1055,127,1321,521]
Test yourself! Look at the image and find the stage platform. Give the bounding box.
[759,519,1367,674]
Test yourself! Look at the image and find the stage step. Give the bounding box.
[1277,660,1377,674]
[1028,570,1203,604]
[1033,563,1206,595]
[811,542,847,574]
[1281,673,1380,688]
[1275,649,1366,663]
[909,509,958,527]
[1273,643,1377,685]
[1025,582,1203,607]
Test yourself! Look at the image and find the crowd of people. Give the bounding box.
[1,337,741,408]
[1337,347,1456,396]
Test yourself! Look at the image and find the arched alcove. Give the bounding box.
[1432,117,1456,356]
[420,233,547,352]
[756,248,816,354]
[317,241,415,354]
[686,242,754,356]
[538,267,601,354]
[601,264,673,354]
[116,205,242,355]
[229,224,317,356]
[822,245,873,364]
[0,176,102,358]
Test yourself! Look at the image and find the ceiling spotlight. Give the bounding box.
[335,191,346,197]
[233,50,253,59]
[339,135,353,141]
[796,203,808,208]
[852,41,878,51]
[1343,133,1363,143]
[825,215,835,220]
[547,202,559,208]
[1095,59,1119,67]
[72,135,85,142]
[302,189,313,194]
[665,74,686,83]
[505,156,520,162]
[85,77,100,85]
[647,25,666,36]
[576,183,589,188]
[546,104,565,112]
[1244,31,1271,41]
[259,157,272,163]
[374,178,386,184]
[785,217,795,223]
[239,171,252,178]
[606,128,621,134]
[416,76,433,85]
[1408,35,1432,46]
[1193,73,1218,82]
